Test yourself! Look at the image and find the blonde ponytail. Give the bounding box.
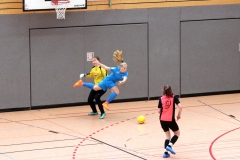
[113,50,124,63]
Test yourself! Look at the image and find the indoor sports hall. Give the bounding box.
[0,0,240,159]
[1,94,240,159]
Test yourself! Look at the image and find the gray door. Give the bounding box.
[30,23,148,106]
[30,28,85,106]
[181,19,240,94]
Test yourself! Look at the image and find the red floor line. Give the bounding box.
[56,101,240,116]
[209,127,240,160]
[55,106,155,116]
[2,101,238,125]
[0,108,156,124]
[1,105,237,125]
[72,113,154,159]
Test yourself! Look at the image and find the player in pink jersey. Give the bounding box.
[158,85,183,158]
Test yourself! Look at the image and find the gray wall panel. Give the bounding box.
[0,15,30,109]
[30,24,148,106]
[181,19,240,94]
[83,24,148,101]
[83,9,148,26]
[148,8,181,97]
[29,9,148,29]
[29,12,85,28]
[181,4,240,21]
[30,28,85,106]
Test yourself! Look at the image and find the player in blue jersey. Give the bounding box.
[73,50,128,111]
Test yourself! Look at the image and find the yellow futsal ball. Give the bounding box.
[137,115,146,124]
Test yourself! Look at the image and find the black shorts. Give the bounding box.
[160,120,179,132]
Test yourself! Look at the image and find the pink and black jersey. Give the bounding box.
[158,95,180,122]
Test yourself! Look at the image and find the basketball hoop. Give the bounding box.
[52,0,70,19]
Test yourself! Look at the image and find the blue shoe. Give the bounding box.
[163,152,170,158]
[88,112,98,116]
[99,113,106,119]
[166,146,176,154]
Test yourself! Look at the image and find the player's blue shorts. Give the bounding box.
[98,79,116,91]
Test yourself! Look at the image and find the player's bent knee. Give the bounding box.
[174,130,180,136]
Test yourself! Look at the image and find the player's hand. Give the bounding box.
[177,115,181,121]
[118,81,122,86]
[79,73,86,79]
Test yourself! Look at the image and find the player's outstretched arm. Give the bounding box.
[118,77,127,85]
[94,59,110,71]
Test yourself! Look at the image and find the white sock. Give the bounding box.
[168,142,173,147]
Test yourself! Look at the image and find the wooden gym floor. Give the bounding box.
[0,94,239,160]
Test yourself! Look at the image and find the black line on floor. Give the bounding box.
[1,142,103,154]
[91,137,147,160]
[0,138,82,147]
[229,115,235,118]
[0,117,84,138]
[198,100,240,123]
[1,146,76,154]
[49,130,59,134]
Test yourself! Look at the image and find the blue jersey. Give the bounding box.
[98,67,128,91]
[106,67,128,83]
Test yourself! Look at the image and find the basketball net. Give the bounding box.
[52,0,70,19]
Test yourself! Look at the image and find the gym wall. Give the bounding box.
[0,4,239,110]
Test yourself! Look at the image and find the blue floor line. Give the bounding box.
[0,152,14,160]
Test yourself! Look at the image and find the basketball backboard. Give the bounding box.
[23,0,87,11]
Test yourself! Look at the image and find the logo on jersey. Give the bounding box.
[164,100,171,109]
